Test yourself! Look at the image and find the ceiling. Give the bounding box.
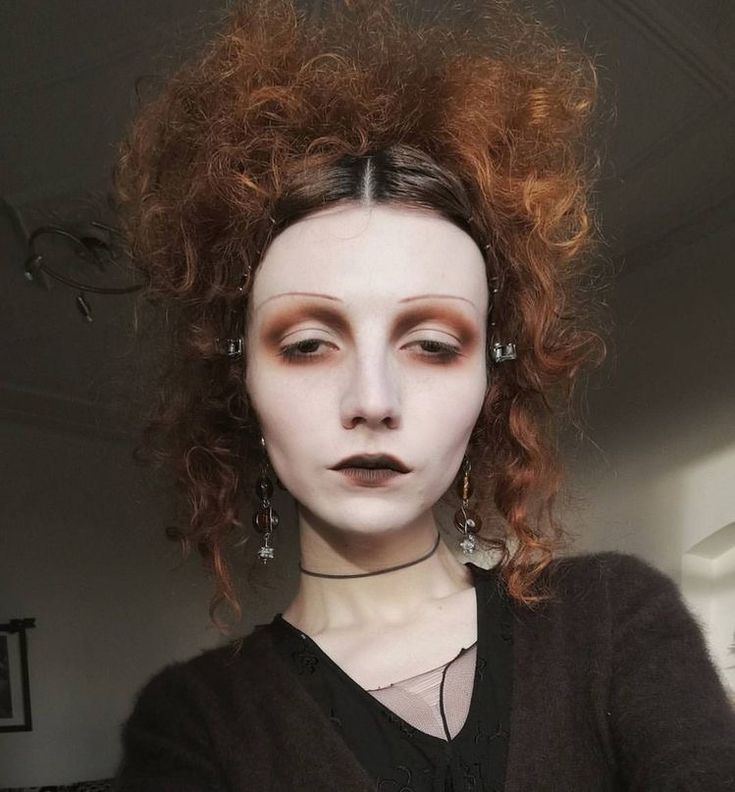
[1,0,733,439]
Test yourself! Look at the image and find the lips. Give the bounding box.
[330,453,411,473]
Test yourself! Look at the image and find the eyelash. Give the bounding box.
[278,338,462,363]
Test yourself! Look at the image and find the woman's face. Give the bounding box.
[245,202,489,540]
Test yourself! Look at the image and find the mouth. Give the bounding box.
[333,467,406,486]
[330,453,411,474]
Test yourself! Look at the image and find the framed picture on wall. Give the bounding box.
[0,618,36,732]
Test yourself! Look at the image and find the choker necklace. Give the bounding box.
[299,531,442,579]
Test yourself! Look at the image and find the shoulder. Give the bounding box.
[502,551,711,695]
[126,625,278,722]
[116,628,286,786]
[509,551,686,638]
[541,550,678,603]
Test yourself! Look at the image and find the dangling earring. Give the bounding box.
[454,455,482,555]
[253,435,280,563]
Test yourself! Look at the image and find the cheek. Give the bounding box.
[246,363,328,466]
[249,374,314,433]
[412,369,486,469]
[412,363,486,420]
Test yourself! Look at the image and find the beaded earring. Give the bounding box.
[454,455,482,555]
[252,435,280,563]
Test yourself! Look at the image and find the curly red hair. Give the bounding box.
[112,0,609,631]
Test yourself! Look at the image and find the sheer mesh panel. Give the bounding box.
[366,642,477,740]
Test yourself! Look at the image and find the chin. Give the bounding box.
[300,502,415,532]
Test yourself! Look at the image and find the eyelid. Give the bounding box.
[283,326,462,345]
[404,327,463,344]
[262,303,477,345]
[280,325,332,340]
[279,336,463,363]
[262,305,349,346]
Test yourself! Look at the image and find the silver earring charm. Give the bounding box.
[454,455,482,555]
[253,435,280,563]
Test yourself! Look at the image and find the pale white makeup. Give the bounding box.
[244,202,489,578]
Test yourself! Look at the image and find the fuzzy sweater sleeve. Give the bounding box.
[603,553,735,790]
[113,659,227,792]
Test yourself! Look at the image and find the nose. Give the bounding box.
[340,345,401,430]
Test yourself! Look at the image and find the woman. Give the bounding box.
[112,1,735,790]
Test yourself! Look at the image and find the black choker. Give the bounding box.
[299,531,442,579]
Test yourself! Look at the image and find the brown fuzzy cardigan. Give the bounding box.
[113,552,735,791]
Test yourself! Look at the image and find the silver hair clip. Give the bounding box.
[491,341,517,363]
[216,269,251,359]
[488,275,518,364]
[219,337,243,358]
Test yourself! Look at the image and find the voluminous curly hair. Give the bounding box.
[112,0,609,630]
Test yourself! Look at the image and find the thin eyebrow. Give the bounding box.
[255,291,476,312]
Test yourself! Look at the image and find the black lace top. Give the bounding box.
[268,561,513,792]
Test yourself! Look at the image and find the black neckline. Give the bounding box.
[272,561,488,744]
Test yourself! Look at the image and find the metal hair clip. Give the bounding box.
[487,273,518,364]
[491,341,517,363]
[219,337,243,358]
[238,267,251,292]
[216,270,251,358]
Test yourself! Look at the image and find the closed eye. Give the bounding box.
[278,338,462,363]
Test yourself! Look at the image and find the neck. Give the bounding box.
[282,514,474,636]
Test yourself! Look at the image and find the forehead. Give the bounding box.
[250,203,489,314]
